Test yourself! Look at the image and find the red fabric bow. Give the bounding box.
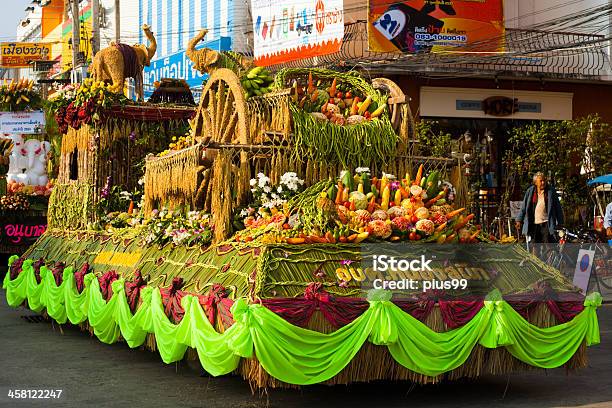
[124,270,146,313]
[51,262,65,286]
[74,263,91,294]
[98,270,119,301]
[198,284,234,327]
[160,278,186,323]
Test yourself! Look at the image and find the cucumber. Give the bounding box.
[341,170,354,192]
[425,171,440,197]
[361,172,371,194]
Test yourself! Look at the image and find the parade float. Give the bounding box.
[2,28,601,391]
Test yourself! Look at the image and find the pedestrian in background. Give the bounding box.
[515,172,564,243]
[604,201,612,238]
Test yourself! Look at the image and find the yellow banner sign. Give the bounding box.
[1,42,51,68]
[93,251,142,268]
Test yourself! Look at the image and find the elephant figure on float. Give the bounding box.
[88,24,157,101]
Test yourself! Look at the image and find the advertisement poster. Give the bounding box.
[0,111,45,134]
[0,43,51,68]
[368,0,505,53]
[572,249,595,293]
[251,0,344,66]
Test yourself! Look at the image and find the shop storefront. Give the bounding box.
[417,86,574,227]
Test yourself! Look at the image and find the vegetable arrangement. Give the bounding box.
[232,166,483,245]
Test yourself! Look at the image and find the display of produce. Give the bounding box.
[232,165,482,246]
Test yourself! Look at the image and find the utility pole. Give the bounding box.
[70,0,81,82]
[92,0,100,55]
[114,0,120,43]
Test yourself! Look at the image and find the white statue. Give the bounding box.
[3,134,29,184]
[24,139,50,187]
[2,135,50,187]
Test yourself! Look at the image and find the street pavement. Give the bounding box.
[1,290,611,408]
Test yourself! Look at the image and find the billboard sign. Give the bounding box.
[368,0,504,53]
[251,0,344,65]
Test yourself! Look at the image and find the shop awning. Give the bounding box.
[587,174,612,186]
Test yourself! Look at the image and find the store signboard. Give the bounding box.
[420,87,573,120]
[368,0,504,53]
[0,42,51,68]
[0,111,45,134]
[456,99,542,115]
[250,0,344,65]
[572,249,595,293]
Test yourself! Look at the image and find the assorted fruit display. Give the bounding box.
[6,180,53,197]
[233,166,482,245]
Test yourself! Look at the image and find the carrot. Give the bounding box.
[310,90,319,103]
[415,164,424,185]
[329,78,337,96]
[339,236,347,243]
[425,190,446,208]
[446,208,466,219]
[286,237,305,244]
[307,71,315,94]
[469,229,481,242]
[325,231,336,243]
[366,196,376,213]
[454,213,475,230]
[444,233,457,243]
[400,187,409,199]
[435,222,447,232]
[127,200,135,214]
[309,235,327,243]
[335,182,344,205]
[347,234,358,242]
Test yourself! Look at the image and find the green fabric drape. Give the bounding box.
[2,258,602,385]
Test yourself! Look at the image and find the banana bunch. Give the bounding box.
[241,66,274,99]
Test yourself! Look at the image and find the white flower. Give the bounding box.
[277,186,283,193]
[355,167,371,175]
[258,176,270,188]
[339,170,348,179]
[240,209,249,217]
[263,186,271,193]
[138,177,145,186]
[382,172,396,180]
[119,191,131,200]
[249,178,257,187]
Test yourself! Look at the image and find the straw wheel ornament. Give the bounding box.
[193,68,250,145]
[372,77,415,153]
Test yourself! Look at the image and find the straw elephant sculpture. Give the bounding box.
[89,24,157,101]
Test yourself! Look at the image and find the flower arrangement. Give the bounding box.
[142,209,213,247]
[0,79,41,111]
[249,171,304,210]
[49,79,129,134]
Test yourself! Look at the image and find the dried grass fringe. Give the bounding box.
[144,144,202,213]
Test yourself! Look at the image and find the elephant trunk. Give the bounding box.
[143,25,157,64]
